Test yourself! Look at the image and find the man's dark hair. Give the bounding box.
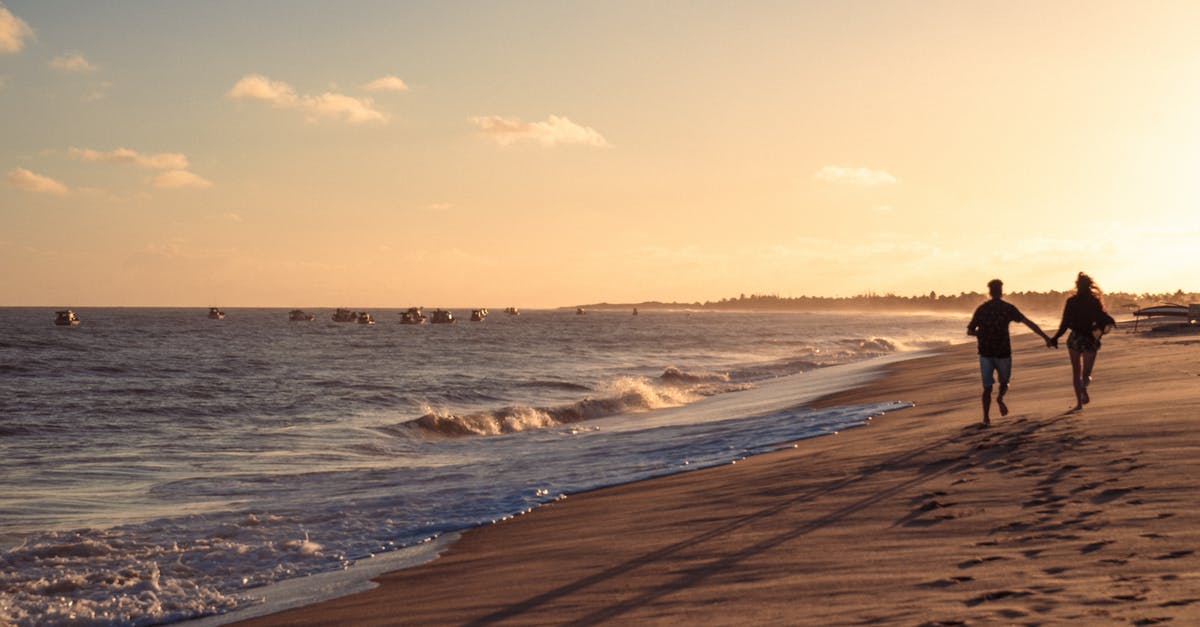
[987,279,1003,297]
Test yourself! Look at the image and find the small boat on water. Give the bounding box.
[576,307,586,315]
[289,309,316,321]
[357,312,375,325]
[470,308,488,322]
[332,308,358,323]
[208,307,226,320]
[504,307,520,316]
[400,307,427,325]
[54,310,80,326]
[430,309,455,324]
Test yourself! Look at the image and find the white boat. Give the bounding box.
[430,309,455,324]
[400,307,427,324]
[54,310,80,326]
[357,312,375,325]
[1133,304,1188,318]
[208,307,226,320]
[1131,303,1198,331]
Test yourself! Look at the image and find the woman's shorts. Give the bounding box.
[979,356,1012,388]
[1067,330,1101,353]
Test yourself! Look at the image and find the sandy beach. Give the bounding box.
[237,330,1200,626]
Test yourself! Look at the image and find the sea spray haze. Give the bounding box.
[0,308,963,625]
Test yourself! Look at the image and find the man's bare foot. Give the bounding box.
[982,415,990,427]
[1081,389,1090,405]
[997,399,1009,416]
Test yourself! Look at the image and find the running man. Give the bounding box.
[967,279,1054,426]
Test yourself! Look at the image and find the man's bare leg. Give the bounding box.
[996,382,1009,417]
[981,386,993,426]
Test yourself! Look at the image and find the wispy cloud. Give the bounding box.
[152,170,213,190]
[83,80,113,102]
[363,75,408,92]
[425,202,453,211]
[6,167,68,195]
[0,4,34,53]
[813,166,898,186]
[49,52,97,72]
[70,146,189,170]
[228,74,386,124]
[470,115,609,147]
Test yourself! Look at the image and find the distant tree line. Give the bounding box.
[578,289,1200,316]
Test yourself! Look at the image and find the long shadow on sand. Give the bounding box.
[463,419,1030,626]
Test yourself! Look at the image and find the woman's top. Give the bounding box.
[1053,294,1115,340]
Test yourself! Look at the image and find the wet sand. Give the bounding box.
[237,331,1200,625]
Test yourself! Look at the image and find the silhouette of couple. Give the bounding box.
[967,273,1115,426]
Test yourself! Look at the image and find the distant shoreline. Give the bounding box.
[567,289,1200,317]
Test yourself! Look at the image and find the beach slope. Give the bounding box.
[237,332,1200,625]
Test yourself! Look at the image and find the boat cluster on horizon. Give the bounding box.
[51,306,521,326]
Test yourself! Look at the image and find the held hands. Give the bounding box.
[1045,336,1058,349]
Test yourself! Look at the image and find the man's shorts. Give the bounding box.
[979,356,1012,388]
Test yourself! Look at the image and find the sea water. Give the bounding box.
[0,308,964,625]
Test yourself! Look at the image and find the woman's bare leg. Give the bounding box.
[1068,348,1084,410]
[1080,350,1098,404]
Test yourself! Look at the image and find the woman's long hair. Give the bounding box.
[1075,272,1106,311]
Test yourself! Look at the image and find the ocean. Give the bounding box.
[0,307,964,625]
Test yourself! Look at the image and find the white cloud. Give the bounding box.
[228,74,298,105]
[363,75,409,92]
[813,166,898,186]
[50,52,97,72]
[306,91,386,123]
[0,4,33,53]
[152,170,213,189]
[425,202,453,211]
[6,167,68,195]
[228,74,386,124]
[470,115,609,147]
[70,147,189,170]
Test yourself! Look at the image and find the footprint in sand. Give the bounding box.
[963,589,1033,607]
[1081,540,1115,554]
[957,556,1009,569]
[1092,487,1143,504]
[917,576,975,589]
[1153,550,1195,560]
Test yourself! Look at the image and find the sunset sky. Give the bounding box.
[3,1,1198,307]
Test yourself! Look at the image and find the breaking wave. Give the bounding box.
[411,368,751,437]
